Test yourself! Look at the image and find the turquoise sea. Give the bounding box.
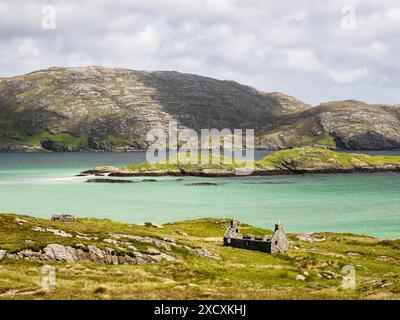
[0,151,399,238]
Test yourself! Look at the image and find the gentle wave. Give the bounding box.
[0,175,89,184]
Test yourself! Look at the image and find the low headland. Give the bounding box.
[0,213,399,299]
[81,146,400,178]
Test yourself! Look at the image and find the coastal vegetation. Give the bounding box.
[0,213,399,300]
[85,147,400,177]
[258,147,400,170]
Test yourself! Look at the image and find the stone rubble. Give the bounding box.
[297,234,326,242]
[0,289,36,297]
[0,250,6,261]
[15,218,29,224]
[110,233,173,251]
[296,274,306,281]
[32,226,73,238]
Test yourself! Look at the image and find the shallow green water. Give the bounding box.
[0,152,399,238]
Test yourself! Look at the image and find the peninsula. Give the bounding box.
[81,147,400,178]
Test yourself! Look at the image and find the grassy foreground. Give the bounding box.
[0,214,399,300]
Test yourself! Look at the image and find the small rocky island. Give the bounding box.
[81,147,400,178]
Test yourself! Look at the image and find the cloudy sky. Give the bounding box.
[0,0,399,105]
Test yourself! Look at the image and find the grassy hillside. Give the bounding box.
[114,147,400,176]
[0,214,399,300]
[1,67,399,151]
[0,66,311,151]
[258,146,400,170]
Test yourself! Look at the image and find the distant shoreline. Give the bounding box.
[79,146,400,178]
[2,147,400,153]
[81,166,400,178]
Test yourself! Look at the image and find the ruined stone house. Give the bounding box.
[223,220,289,253]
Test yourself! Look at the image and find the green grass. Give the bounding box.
[318,133,336,147]
[0,130,89,149]
[0,130,141,150]
[123,152,252,172]
[120,146,400,174]
[300,132,336,148]
[164,218,271,238]
[0,213,399,300]
[105,134,136,147]
[258,146,400,169]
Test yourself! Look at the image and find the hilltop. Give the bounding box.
[1,66,399,151]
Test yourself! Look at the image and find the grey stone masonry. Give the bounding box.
[223,220,288,253]
[51,214,76,222]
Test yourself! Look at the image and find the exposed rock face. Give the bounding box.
[6,243,174,264]
[257,101,400,150]
[190,247,221,259]
[2,222,222,264]
[296,274,306,281]
[1,67,398,151]
[44,244,87,263]
[297,234,326,243]
[316,101,400,150]
[0,66,310,151]
[85,178,133,183]
[32,226,73,238]
[0,217,218,265]
[0,250,6,261]
[3,240,219,264]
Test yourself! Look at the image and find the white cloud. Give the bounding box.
[286,49,322,72]
[16,38,40,56]
[385,8,400,21]
[0,0,399,105]
[367,42,388,57]
[327,67,369,84]
[284,11,307,22]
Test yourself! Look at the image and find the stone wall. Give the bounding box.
[223,220,288,254]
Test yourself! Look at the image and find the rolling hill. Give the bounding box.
[0,66,399,151]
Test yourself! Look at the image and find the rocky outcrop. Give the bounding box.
[84,165,400,177]
[5,243,174,265]
[32,226,73,237]
[316,101,400,150]
[0,250,6,261]
[297,234,326,243]
[190,247,221,259]
[85,178,133,183]
[0,221,221,264]
[2,240,220,264]
[257,100,400,150]
[188,182,219,186]
[81,147,400,177]
[0,66,311,152]
[1,67,398,151]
